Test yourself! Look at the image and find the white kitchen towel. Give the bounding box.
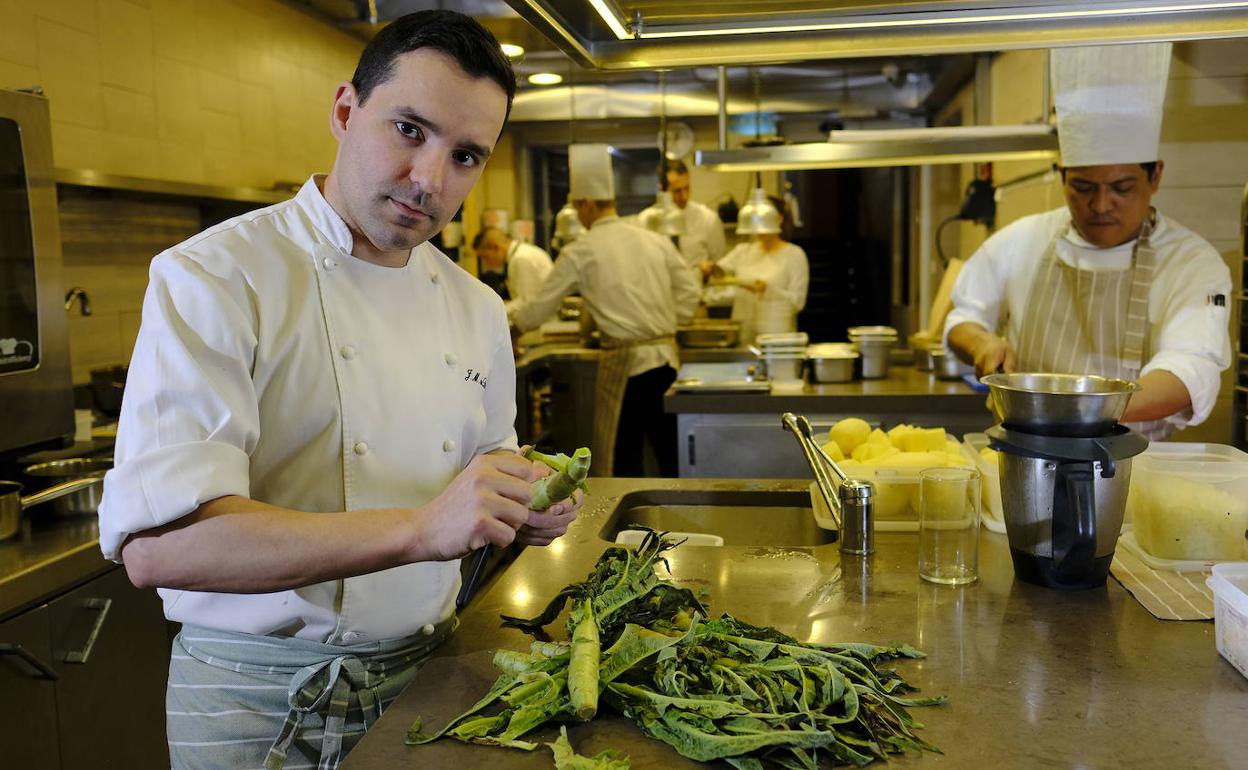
[1111,546,1214,621]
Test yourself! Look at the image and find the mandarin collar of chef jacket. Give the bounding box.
[295,175,424,267]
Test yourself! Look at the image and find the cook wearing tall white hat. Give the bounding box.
[510,144,701,475]
[945,43,1231,440]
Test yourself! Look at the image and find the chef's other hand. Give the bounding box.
[414,452,534,561]
[518,488,583,546]
[747,279,767,294]
[974,336,1017,378]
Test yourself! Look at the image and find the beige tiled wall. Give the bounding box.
[0,0,363,188]
[58,193,202,384]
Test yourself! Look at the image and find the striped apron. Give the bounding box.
[1012,212,1170,439]
[592,333,677,476]
[166,619,454,770]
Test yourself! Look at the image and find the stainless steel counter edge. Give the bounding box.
[0,517,115,620]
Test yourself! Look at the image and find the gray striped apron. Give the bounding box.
[592,333,677,476]
[1012,212,1170,439]
[166,619,454,770]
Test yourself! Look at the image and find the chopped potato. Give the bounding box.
[1131,471,1248,561]
[827,417,872,455]
[820,439,845,462]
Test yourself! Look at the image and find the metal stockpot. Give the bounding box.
[23,458,111,516]
[0,476,104,541]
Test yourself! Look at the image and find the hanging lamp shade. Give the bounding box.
[554,195,585,242]
[640,191,686,236]
[736,187,781,235]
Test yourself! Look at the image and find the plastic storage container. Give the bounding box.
[1125,442,1248,566]
[960,433,1006,534]
[827,446,973,532]
[1207,562,1248,680]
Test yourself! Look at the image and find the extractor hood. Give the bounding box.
[503,1,1248,70]
[696,124,1058,171]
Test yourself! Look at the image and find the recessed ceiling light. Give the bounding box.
[527,72,563,86]
[500,43,525,58]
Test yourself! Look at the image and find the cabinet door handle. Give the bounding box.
[0,642,60,680]
[64,597,112,664]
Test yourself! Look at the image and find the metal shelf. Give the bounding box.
[55,168,291,206]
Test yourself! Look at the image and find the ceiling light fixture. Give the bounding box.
[528,72,564,86]
[500,43,526,58]
[588,1,1248,41]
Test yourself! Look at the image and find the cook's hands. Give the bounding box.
[514,445,582,547]
[746,279,767,294]
[973,335,1017,378]
[414,452,536,561]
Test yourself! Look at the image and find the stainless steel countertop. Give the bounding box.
[344,476,1248,770]
[665,365,988,414]
[0,513,112,620]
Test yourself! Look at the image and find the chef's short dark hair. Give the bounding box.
[472,227,507,250]
[351,10,516,119]
[658,159,690,189]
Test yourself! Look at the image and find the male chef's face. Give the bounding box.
[665,171,691,209]
[1062,162,1163,248]
[476,237,507,271]
[328,48,507,258]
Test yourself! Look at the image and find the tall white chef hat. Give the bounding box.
[568,144,615,200]
[1052,43,1171,167]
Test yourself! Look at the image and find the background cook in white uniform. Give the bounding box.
[944,207,1231,433]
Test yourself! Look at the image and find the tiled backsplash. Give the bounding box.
[58,192,201,384]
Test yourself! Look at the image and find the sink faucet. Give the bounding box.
[781,412,875,554]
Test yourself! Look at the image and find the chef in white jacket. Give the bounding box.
[472,225,553,310]
[946,44,1231,440]
[510,144,701,477]
[642,158,727,268]
[96,12,580,770]
[718,195,810,345]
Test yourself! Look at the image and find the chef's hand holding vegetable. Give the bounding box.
[416,447,584,562]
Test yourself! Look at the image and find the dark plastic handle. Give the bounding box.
[1052,465,1097,580]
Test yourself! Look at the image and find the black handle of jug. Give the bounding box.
[1052,464,1097,581]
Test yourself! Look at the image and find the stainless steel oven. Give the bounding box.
[0,88,73,455]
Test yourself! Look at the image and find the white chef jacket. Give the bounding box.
[636,199,727,268]
[503,241,554,312]
[98,176,518,643]
[509,215,701,377]
[720,240,810,342]
[944,206,1232,430]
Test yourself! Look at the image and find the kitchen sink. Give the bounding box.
[598,488,836,547]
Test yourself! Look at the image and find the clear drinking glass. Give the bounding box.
[918,467,981,585]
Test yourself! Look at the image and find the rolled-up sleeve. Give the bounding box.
[1140,248,1233,430]
[98,251,260,561]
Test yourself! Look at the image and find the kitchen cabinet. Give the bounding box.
[0,567,170,770]
[0,605,61,770]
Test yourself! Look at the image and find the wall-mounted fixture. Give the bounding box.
[697,125,1058,172]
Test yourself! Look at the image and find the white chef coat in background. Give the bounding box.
[944,206,1232,431]
[509,215,701,376]
[98,176,518,644]
[720,240,810,343]
[503,241,554,311]
[677,200,728,268]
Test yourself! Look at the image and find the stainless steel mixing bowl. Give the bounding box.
[980,372,1140,437]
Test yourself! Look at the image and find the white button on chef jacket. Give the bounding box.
[98,176,519,643]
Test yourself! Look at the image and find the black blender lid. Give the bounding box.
[987,424,1148,477]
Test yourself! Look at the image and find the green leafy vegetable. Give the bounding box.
[547,726,631,769]
[410,529,944,767]
[528,447,592,511]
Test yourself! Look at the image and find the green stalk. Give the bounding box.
[529,447,592,511]
[569,598,601,721]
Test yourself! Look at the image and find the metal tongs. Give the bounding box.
[781,412,850,529]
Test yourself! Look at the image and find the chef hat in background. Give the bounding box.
[1052,43,1171,167]
[568,144,615,200]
